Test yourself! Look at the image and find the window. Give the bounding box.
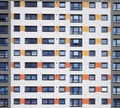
[89,39,95,44]
[0,74,8,83]
[42,74,54,80]
[14,62,20,68]
[42,62,54,68]
[59,38,65,44]
[14,26,20,32]
[89,99,95,104]
[0,26,8,34]
[102,51,108,56]
[70,63,82,71]
[102,39,108,44]
[70,26,82,34]
[113,87,120,94]
[42,38,54,44]
[70,99,82,107]
[25,38,37,44]
[102,27,108,32]
[113,51,120,58]
[59,99,65,104]
[14,86,20,92]
[43,14,54,20]
[70,39,82,47]
[59,74,65,80]
[89,87,95,92]
[89,51,95,56]
[113,39,120,46]
[113,15,120,22]
[0,50,8,58]
[42,99,54,104]
[70,51,82,59]
[59,14,65,20]
[25,14,37,20]
[0,14,8,22]
[25,62,37,68]
[101,74,108,80]
[59,26,65,32]
[59,87,65,92]
[113,75,120,82]
[113,27,120,34]
[0,99,8,107]
[113,63,120,70]
[25,74,37,80]
[89,62,95,68]
[113,99,120,107]
[59,62,65,68]
[70,75,82,83]
[42,2,54,8]
[89,14,95,20]
[14,74,20,80]
[101,99,108,104]
[0,86,8,95]
[25,1,37,7]
[14,38,20,44]
[102,2,108,8]
[70,87,82,95]
[70,2,82,10]
[70,14,82,23]
[89,2,95,8]
[25,26,37,32]
[25,99,37,104]
[89,26,95,32]
[14,14,20,20]
[14,1,20,7]
[113,3,120,10]
[0,62,8,71]
[0,38,8,46]
[101,63,108,68]
[89,75,95,80]
[59,50,65,56]
[42,26,54,32]
[42,50,54,56]
[42,87,54,92]
[0,1,8,9]
[14,99,20,105]
[25,50,37,56]
[25,86,37,92]
[101,86,108,92]
[59,2,65,8]
[102,15,108,21]
[14,50,20,56]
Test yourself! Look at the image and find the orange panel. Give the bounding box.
[55,50,59,56]
[83,74,89,80]
[55,26,59,32]
[11,62,14,68]
[37,38,42,44]
[108,2,111,8]
[108,27,111,32]
[66,62,70,68]
[55,74,59,80]
[37,62,42,68]
[83,2,89,8]
[54,98,59,104]
[83,26,89,32]
[11,14,14,19]
[10,86,14,92]
[37,86,42,92]
[108,51,111,56]
[96,86,101,92]
[20,26,25,31]
[37,14,42,20]
[65,86,70,92]
[96,14,101,20]
[82,50,89,56]
[96,38,101,44]
[11,38,14,43]
[65,38,70,44]
[20,74,25,80]
[20,50,25,56]
[82,98,89,104]
[96,62,101,68]
[108,98,111,104]
[66,14,70,20]
[20,98,25,104]
[108,74,111,80]
[55,2,59,7]
[20,1,25,7]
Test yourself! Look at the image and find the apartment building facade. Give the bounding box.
[0,0,120,108]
